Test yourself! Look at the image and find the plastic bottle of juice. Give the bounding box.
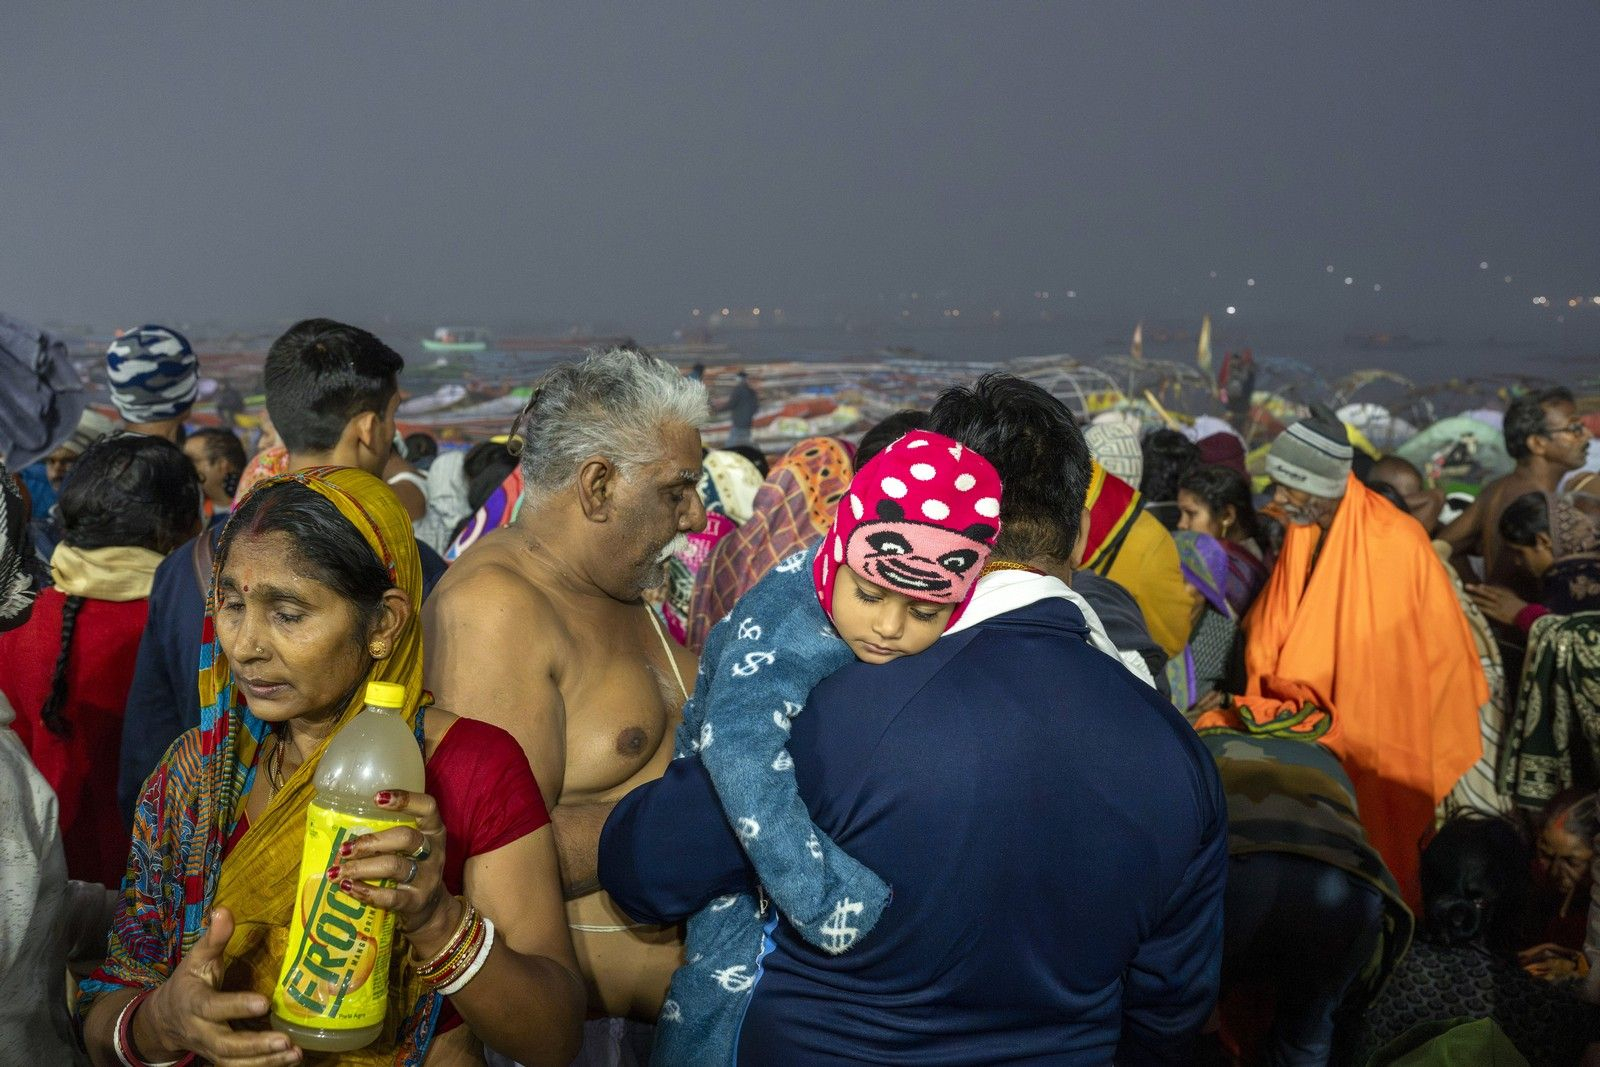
[271,680,426,1051]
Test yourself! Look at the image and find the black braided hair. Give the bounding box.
[39,594,84,737]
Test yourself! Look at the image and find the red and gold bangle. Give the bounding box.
[418,914,481,985]
[412,898,479,982]
[425,916,487,990]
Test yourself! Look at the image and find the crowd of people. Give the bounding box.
[1,310,1598,1066]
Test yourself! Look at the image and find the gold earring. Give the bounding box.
[369,640,389,660]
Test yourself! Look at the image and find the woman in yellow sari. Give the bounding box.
[80,467,584,1066]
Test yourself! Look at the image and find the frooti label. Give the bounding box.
[272,802,411,1029]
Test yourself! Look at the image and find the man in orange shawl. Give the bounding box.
[1198,409,1486,906]
[1079,461,1194,657]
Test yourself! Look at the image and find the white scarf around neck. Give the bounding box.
[945,569,1157,689]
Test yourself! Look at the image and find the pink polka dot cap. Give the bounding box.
[813,429,1004,630]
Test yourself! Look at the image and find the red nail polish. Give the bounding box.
[375,790,393,805]
[340,879,356,894]
[326,865,340,880]
[339,842,353,858]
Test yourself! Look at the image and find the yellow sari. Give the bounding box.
[82,466,438,1065]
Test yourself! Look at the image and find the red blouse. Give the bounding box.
[0,587,149,888]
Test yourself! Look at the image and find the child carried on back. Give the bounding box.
[656,430,1004,1064]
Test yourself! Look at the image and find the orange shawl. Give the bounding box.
[1212,474,1486,905]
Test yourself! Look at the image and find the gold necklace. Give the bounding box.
[980,560,1044,577]
[267,733,289,792]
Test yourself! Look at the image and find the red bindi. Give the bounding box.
[242,583,250,593]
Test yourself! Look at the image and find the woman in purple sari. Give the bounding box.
[1177,464,1272,617]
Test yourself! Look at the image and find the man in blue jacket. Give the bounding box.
[599,374,1226,1065]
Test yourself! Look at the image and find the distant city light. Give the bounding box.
[752,307,760,316]
[1479,261,1489,270]
[1533,296,1548,306]
[902,309,910,317]
[1326,265,1335,273]
[720,308,730,316]
[1569,298,1581,308]
[1504,275,1513,284]
[1246,278,1256,287]
[911,292,920,300]
[1066,290,1076,298]
[691,308,701,316]
[1225,306,1237,315]
[1209,271,1218,279]
[1373,284,1382,292]
[1592,296,1600,306]
[1344,277,1354,285]
[951,309,961,317]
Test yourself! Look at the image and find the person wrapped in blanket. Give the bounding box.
[653,430,1003,1065]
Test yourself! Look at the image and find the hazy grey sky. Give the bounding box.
[4,3,1598,337]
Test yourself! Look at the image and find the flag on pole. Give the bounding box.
[1196,314,1213,374]
[1130,321,1144,362]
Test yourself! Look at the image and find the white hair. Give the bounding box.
[516,348,709,499]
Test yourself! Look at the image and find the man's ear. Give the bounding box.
[1070,508,1091,568]
[576,455,616,522]
[350,410,384,455]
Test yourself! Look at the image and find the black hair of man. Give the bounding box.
[1420,813,1532,954]
[1503,387,1577,461]
[1497,491,1550,547]
[186,426,248,472]
[263,318,403,454]
[855,409,929,467]
[1367,481,1409,513]
[926,374,1090,563]
[1139,429,1199,502]
[403,432,439,464]
[725,444,770,478]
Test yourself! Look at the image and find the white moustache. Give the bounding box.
[656,534,690,564]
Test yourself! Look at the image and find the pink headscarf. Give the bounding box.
[813,430,1003,630]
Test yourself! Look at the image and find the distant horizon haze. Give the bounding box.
[4,3,1597,366]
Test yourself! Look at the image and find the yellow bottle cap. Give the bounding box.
[365,681,407,709]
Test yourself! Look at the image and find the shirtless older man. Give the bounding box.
[424,349,708,1030]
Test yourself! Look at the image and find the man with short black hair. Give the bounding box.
[118,319,444,819]
[182,426,248,521]
[600,374,1226,1064]
[1440,386,1589,599]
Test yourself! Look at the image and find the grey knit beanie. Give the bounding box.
[1266,406,1352,498]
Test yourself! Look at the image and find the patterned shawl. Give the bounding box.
[686,437,852,653]
[80,466,439,1065]
[1498,612,1600,810]
[232,444,292,505]
[1545,492,1600,616]
[444,465,525,562]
